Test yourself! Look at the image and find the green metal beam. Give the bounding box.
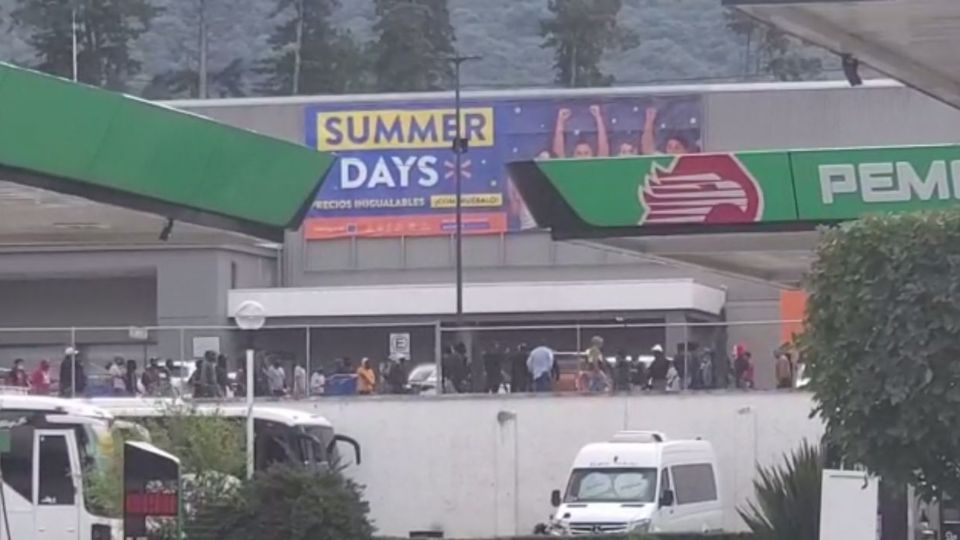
[508,145,960,239]
[0,63,334,241]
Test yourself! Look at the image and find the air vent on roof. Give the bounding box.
[611,431,667,443]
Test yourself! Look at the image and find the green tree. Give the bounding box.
[143,58,247,99]
[257,0,369,96]
[371,0,456,92]
[724,9,822,81]
[205,464,374,540]
[12,0,159,90]
[540,0,638,88]
[85,406,244,520]
[141,0,262,99]
[739,441,823,540]
[803,210,960,501]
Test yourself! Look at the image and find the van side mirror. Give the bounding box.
[551,489,562,507]
[659,489,674,507]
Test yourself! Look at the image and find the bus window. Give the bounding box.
[0,423,33,501]
[38,434,75,505]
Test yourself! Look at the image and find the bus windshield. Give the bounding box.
[299,425,336,466]
[75,420,121,517]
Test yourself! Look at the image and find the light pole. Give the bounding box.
[449,54,481,323]
[234,300,266,480]
[70,1,78,82]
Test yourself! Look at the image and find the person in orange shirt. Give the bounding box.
[356,358,376,395]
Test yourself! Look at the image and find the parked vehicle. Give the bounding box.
[406,363,438,395]
[92,398,362,469]
[546,431,722,536]
[0,395,126,540]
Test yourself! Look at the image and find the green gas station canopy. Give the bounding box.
[509,144,960,239]
[0,63,333,241]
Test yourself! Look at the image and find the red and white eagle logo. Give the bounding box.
[640,154,763,225]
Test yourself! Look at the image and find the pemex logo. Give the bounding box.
[640,154,764,225]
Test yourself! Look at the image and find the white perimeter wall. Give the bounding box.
[276,392,823,538]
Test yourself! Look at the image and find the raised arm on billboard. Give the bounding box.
[553,107,571,158]
[641,106,659,155]
[589,105,609,157]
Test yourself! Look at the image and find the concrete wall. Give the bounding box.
[268,391,823,538]
[0,246,277,364]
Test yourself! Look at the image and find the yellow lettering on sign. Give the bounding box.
[315,108,495,151]
[430,193,503,208]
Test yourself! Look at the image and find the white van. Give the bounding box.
[547,431,722,536]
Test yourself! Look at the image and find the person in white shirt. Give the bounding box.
[292,363,307,399]
[527,345,556,392]
[310,369,325,396]
[109,358,126,396]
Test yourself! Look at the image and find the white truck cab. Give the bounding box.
[548,431,722,536]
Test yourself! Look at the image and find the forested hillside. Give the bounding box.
[0,0,839,98]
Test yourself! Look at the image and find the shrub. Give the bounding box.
[198,464,374,540]
[738,441,823,540]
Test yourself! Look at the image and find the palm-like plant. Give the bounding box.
[738,441,824,540]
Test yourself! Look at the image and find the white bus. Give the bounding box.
[0,396,363,540]
[89,398,362,471]
[0,395,123,540]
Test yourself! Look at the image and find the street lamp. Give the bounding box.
[70,0,79,82]
[448,54,481,323]
[234,300,266,480]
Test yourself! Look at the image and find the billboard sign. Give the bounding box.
[303,93,703,239]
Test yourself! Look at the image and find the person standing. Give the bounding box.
[442,346,466,393]
[58,348,86,397]
[30,359,51,394]
[387,357,408,394]
[141,358,159,396]
[775,351,794,389]
[109,357,126,396]
[292,362,307,399]
[508,345,530,393]
[733,344,753,389]
[310,369,326,396]
[527,343,555,393]
[7,359,29,389]
[587,336,607,375]
[665,359,681,392]
[613,350,631,393]
[124,359,140,396]
[648,345,669,391]
[267,360,285,397]
[674,343,688,389]
[356,358,376,395]
[483,343,504,394]
[202,351,221,398]
[216,354,230,397]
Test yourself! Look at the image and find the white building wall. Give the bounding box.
[275,392,823,538]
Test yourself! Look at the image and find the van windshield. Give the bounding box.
[564,468,657,503]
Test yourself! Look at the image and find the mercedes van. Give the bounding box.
[547,431,722,535]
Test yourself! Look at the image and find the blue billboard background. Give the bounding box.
[304,93,702,239]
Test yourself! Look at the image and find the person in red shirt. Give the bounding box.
[7,358,30,389]
[30,359,52,394]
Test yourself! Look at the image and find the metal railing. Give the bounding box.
[0,318,803,398]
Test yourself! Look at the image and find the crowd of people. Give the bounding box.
[2,337,801,398]
[442,337,800,395]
